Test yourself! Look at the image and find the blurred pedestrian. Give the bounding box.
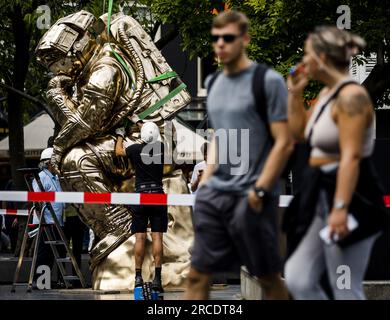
[0,215,11,252]
[284,26,389,300]
[185,11,293,300]
[1,179,19,254]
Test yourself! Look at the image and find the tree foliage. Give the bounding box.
[238,0,390,105]
[139,0,389,104]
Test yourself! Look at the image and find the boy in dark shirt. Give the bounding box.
[115,121,166,292]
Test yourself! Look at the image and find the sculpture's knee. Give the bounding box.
[62,147,98,175]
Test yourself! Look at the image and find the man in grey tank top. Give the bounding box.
[184,11,294,300]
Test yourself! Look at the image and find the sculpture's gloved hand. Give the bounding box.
[48,75,73,90]
[115,127,126,138]
[50,147,63,175]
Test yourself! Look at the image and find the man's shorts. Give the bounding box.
[130,187,168,233]
[191,184,282,278]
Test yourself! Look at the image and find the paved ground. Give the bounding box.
[0,252,241,300]
[0,284,242,300]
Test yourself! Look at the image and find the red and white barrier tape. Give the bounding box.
[0,209,29,216]
[0,191,195,207]
[0,191,295,207]
[1,191,389,208]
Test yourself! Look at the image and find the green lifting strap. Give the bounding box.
[138,83,187,120]
[106,0,186,123]
[107,0,134,85]
[146,71,178,83]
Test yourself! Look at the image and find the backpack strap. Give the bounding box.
[206,70,222,93]
[307,80,359,144]
[207,65,270,135]
[252,64,272,141]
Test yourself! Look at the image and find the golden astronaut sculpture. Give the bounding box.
[35,10,193,290]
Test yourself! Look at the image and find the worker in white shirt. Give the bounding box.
[190,142,209,193]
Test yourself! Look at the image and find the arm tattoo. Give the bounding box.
[337,91,372,116]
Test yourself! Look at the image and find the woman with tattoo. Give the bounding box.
[283,26,389,299]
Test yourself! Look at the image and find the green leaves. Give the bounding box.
[146,0,216,59]
[1,0,389,115]
[234,0,390,102]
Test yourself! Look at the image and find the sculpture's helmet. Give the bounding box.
[35,10,103,76]
[141,122,160,144]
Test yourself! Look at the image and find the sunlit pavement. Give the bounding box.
[0,284,242,300]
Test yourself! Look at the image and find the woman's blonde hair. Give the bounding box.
[308,26,366,70]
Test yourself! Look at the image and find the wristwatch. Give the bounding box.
[253,186,270,201]
[333,199,348,210]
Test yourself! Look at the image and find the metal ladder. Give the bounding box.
[11,168,86,292]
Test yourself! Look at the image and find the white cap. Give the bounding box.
[40,147,53,161]
[140,122,160,144]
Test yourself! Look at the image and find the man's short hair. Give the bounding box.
[212,11,250,35]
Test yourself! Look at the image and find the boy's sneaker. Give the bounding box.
[134,275,143,288]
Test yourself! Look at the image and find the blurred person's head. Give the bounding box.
[201,142,209,161]
[303,26,365,80]
[211,11,250,67]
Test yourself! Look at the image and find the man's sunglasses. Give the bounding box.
[211,33,242,43]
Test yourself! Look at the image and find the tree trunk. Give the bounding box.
[0,83,56,123]
[8,5,31,192]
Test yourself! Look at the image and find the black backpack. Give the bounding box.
[206,63,292,179]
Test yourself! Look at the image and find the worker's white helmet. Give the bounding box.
[140,122,160,144]
[40,147,53,161]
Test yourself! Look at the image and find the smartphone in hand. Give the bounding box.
[319,214,359,245]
